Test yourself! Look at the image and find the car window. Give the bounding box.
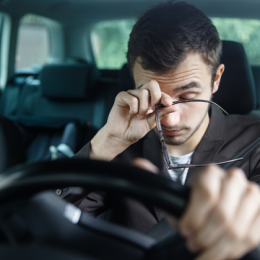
[91,18,260,69]
[15,14,49,70]
[211,18,260,66]
[91,19,135,69]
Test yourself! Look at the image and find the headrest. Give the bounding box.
[41,63,100,101]
[118,64,135,92]
[213,40,256,114]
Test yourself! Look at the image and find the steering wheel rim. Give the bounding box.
[0,158,194,260]
[0,158,258,260]
[0,158,190,217]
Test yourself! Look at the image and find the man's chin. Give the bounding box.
[164,135,189,146]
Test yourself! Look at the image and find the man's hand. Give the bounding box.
[133,158,260,260]
[90,80,174,161]
[178,165,260,260]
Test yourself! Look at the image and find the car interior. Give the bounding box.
[0,0,260,259]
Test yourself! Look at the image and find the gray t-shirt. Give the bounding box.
[167,151,194,185]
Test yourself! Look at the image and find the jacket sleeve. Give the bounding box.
[63,142,112,217]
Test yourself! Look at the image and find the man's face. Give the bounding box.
[133,53,223,149]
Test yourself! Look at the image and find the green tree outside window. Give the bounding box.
[91,18,260,69]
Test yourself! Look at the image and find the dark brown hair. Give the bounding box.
[127,1,222,82]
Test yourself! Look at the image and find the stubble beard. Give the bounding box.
[163,107,209,146]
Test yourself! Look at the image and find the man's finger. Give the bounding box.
[160,92,173,107]
[115,91,139,115]
[132,158,159,174]
[188,168,247,249]
[194,235,233,260]
[244,209,260,253]
[127,89,150,118]
[179,165,225,238]
[141,80,162,109]
[231,182,260,240]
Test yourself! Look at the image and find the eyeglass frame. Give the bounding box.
[154,99,243,169]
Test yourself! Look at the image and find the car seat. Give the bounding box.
[16,62,116,129]
[0,116,26,173]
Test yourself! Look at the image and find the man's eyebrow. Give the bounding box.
[136,82,201,90]
[175,82,201,92]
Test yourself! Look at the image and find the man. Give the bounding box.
[67,2,260,260]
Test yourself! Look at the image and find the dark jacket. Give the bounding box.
[64,105,260,233]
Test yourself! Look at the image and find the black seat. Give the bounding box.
[118,64,135,93]
[0,68,41,118]
[214,40,256,115]
[16,63,115,129]
[0,116,26,172]
[251,66,260,110]
[9,116,97,163]
[2,63,101,165]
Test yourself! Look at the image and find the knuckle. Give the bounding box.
[227,225,244,242]
[201,186,217,205]
[116,91,126,99]
[149,79,159,87]
[129,96,138,106]
[161,92,171,99]
[198,165,218,181]
[214,204,230,227]
[227,168,246,182]
[195,175,217,203]
[139,88,149,96]
[247,182,260,197]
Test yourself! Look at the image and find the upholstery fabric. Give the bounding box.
[118,64,135,92]
[213,40,256,114]
[0,116,26,173]
[41,64,100,101]
[252,66,260,109]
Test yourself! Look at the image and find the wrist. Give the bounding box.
[90,125,131,161]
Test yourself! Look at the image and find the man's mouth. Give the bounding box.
[162,128,183,136]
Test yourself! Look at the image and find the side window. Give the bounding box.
[16,14,49,70]
[91,18,260,68]
[91,19,136,69]
[211,18,260,65]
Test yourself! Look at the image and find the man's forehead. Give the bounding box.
[133,53,210,88]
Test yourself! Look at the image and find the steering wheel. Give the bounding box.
[0,159,258,260]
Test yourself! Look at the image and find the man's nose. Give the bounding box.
[160,105,180,126]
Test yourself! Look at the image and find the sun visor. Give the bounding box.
[41,64,100,101]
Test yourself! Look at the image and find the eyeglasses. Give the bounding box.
[154,99,243,169]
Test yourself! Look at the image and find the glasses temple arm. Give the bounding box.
[156,99,228,115]
[155,108,175,169]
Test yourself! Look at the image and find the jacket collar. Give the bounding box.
[185,105,226,184]
[142,105,226,220]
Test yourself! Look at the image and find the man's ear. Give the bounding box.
[212,64,225,94]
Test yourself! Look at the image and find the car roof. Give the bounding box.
[1,0,260,25]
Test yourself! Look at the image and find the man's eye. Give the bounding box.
[179,93,197,100]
